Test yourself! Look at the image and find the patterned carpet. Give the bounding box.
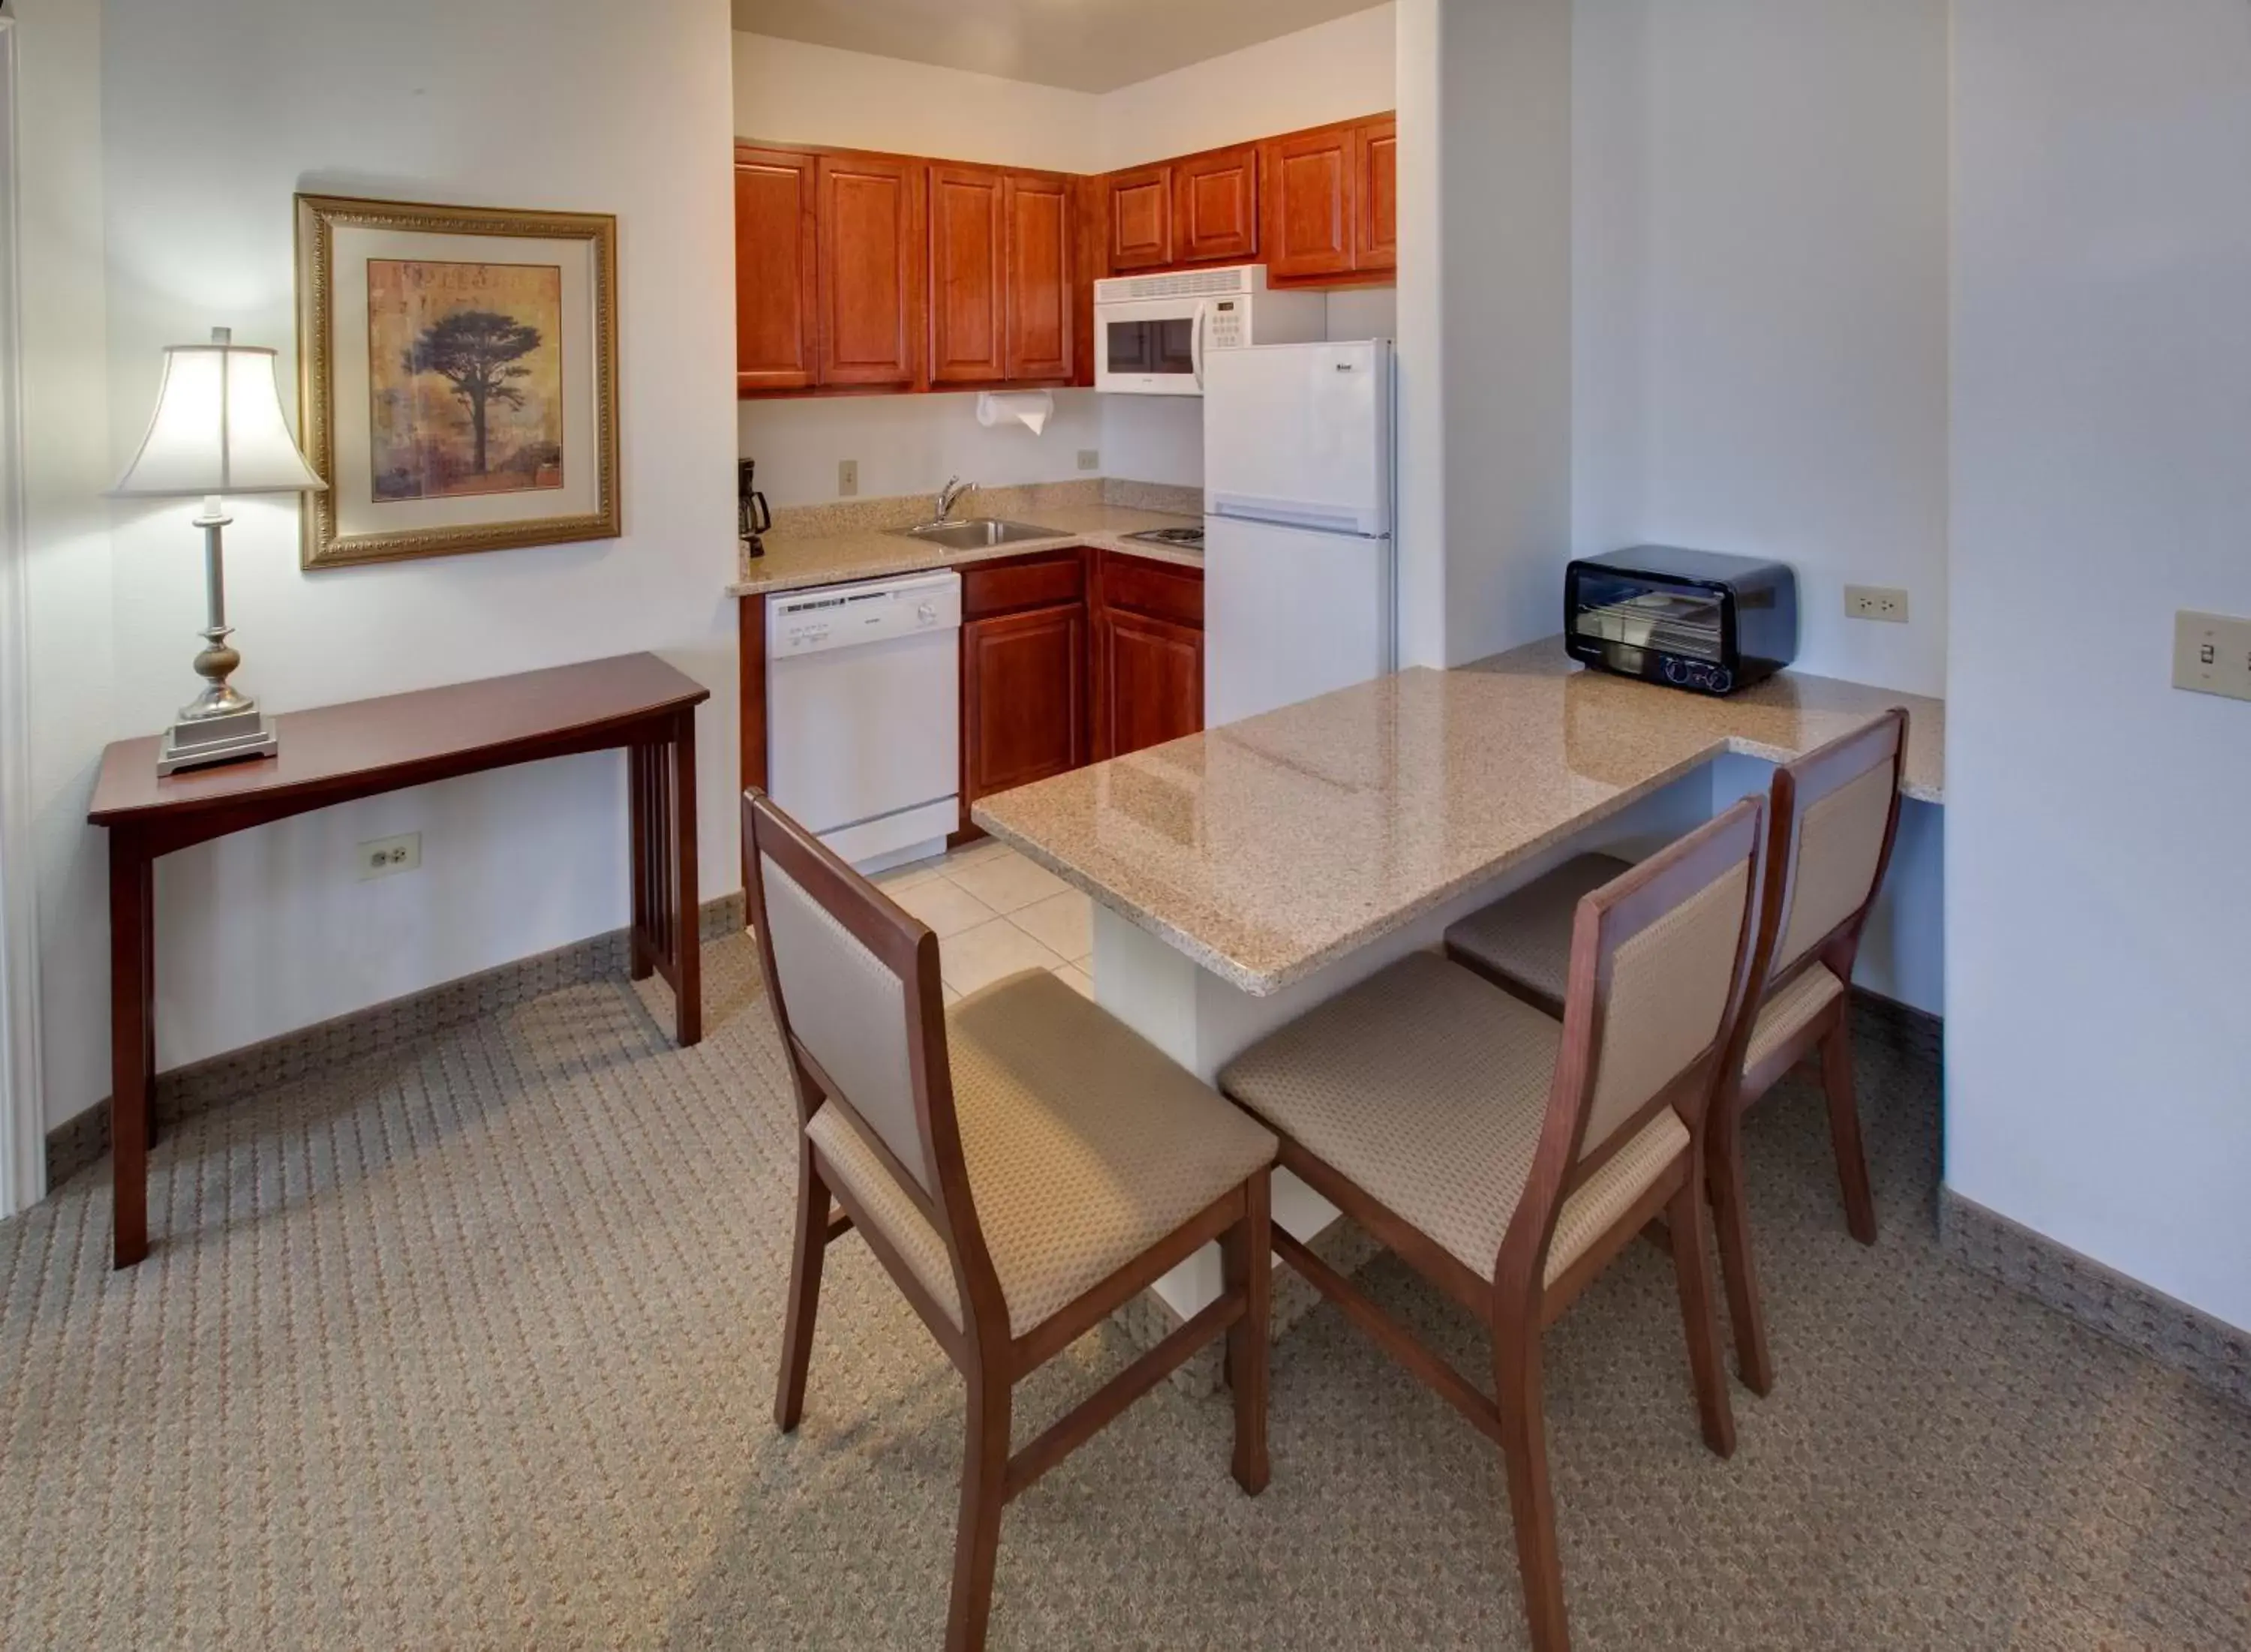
[1,933,2245,1650]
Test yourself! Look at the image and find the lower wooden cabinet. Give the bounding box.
[1095,611,1203,760]
[963,604,1089,803]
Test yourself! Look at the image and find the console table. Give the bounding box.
[87,653,709,1269]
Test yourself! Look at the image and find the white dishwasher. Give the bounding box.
[767,569,962,870]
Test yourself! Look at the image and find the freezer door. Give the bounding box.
[1204,340,1392,536]
[1204,515,1396,726]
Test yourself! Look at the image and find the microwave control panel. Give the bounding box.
[1207,299,1244,349]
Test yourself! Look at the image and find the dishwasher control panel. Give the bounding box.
[768,569,963,657]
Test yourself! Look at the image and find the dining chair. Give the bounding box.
[1218,797,1767,1652]
[744,790,1279,1652]
[1444,710,1909,1393]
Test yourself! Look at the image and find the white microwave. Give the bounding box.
[1092,264,1327,395]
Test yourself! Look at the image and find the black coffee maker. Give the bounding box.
[738,459,772,558]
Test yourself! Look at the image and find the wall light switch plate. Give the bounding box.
[2174,610,2251,703]
[1077,449,1100,472]
[837,458,858,497]
[357,832,422,882]
[1845,586,1910,623]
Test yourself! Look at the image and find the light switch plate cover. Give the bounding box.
[2173,610,2251,702]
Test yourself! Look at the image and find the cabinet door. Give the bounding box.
[1003,171,1074,383]
[734,148,819,393]
[963,606,1089,800]
[818,153,922,387]
[1355,117,1398,272]
[1097,611,1204,760]
[1107,164,1174,272]
[928,162,1005,385]
[1262,127,1357,281]
[1172,145,1259,265]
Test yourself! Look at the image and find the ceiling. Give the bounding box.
[729,0,1383,93]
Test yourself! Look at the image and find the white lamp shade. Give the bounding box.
[108,338,327,497]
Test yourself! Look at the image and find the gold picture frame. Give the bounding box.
[294,193,621,569]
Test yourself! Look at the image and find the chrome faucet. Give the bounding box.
[936,475,975,523]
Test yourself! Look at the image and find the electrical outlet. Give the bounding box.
[837,458,858,497]
[1077,449,1100,472]
[1845,586,1910,623]
[2174,610,2251,703]
[357,832,422,882]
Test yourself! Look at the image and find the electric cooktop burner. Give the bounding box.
[1123,525,1205,549]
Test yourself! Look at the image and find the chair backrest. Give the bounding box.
[1759,709,1910,987]
[1495,797,1766,1296]
[742,791,1004,1341]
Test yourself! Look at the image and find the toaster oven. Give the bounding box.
[1564,546,1798,695]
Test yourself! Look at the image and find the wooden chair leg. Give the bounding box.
[1493,1333,1571,1652]
[1706,1107,1775,1397]
[1667,1174,1738,1457]
[1820,1023,1879,1245]
[773,1139,830,1433]
[1220,1172,1272,1495]
[945,1374,1011,1652]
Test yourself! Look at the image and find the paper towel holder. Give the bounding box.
[975,390,1054,436]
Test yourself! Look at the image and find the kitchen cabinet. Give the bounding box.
[1172,145,1260,265]
[733,147,819,393]
[960,552,1090,809]
[1106,164,1174,272]
[1356,116,1397,272]
[817,152,922,388]
[1262,125,1357,281]
[1092,551,1205,760]
[928,162,1006,385]
[1003,171,1074,383]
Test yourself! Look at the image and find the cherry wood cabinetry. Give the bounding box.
[1355,116,1398,273]
[816,153,922,388]
[1091,552,1205,761]
[1172,145,1260,266]
[733,147,819,393]
[1106,164,1174,272]
[928,163,1007,385]
[1003,172,1075,383]
[961,551,1091,809]
[1261,116,1396,284]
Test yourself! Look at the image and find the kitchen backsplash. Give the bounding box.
[765,477,1201,540]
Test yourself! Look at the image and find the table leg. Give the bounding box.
[627,743,656,982]
[109,832,155,1269]
[670,707,702,1047]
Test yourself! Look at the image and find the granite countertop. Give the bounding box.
[972,638,1946,996]
[729,492,1204,596]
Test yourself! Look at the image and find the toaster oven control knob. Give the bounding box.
[1663,656,1691,686]
[1707,666,1733,694]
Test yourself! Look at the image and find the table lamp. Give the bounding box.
[107,327,327,775]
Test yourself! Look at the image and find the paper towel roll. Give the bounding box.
[975,390,1053,436]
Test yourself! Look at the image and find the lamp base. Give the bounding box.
[158,707,278,776]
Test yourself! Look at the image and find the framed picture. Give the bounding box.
[294,194,620,569]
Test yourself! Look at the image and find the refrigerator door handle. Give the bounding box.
[1189,301,1207,392]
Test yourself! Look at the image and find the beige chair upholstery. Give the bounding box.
[1743,962,1845,1074]
[1774,761,1895,972]
[1219,953,1689,1287]
[808,969,1276,1338]
[1444,854,1628,1008]
[761,856,931,1191]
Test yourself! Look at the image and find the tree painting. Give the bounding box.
[367,260,564,502]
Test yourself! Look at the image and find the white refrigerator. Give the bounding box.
[1203,338,1396,727]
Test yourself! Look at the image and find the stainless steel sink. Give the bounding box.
[887,518,1059,551]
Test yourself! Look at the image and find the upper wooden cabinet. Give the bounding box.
[1172,145,1259,265]
[1357,116,1398,272]
[928,163,1006,385]
[733,147,819,394]
[1106,164,1174,272]
[1263,125,1357,281]
[1004,172,1074,383]
[817,153,922,388]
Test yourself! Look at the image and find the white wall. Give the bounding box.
[14,0,117,1128]
[36,0,739,1117]
[1395,0,1573,670]
[1097,5,1396,172]
[1948,0,2251,1334]
[741,391,1104,509]
[1572,0,1951,697]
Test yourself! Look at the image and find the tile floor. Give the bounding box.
[873,839,1095,1005]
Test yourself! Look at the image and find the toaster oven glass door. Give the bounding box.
[1573,575,1727,662]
